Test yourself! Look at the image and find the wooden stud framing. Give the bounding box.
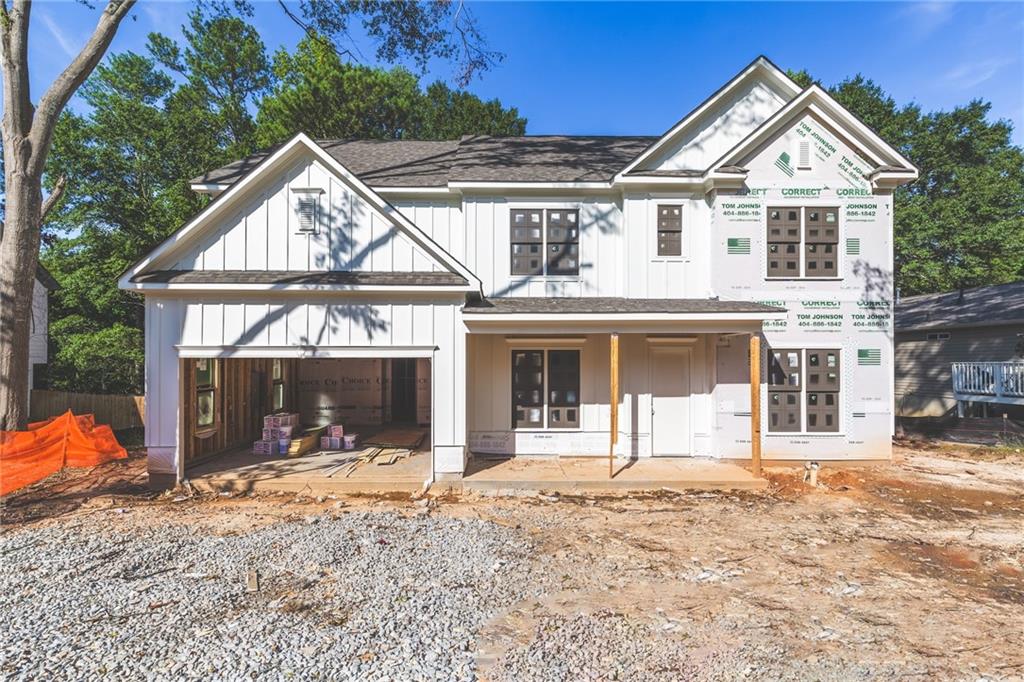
[750,333,762,478]
[609,332,619,479]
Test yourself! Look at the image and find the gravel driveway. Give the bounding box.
[1,509,552,681]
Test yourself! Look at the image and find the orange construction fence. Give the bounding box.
[0,410,128,496]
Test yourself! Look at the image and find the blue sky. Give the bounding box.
[26,1,1024,144]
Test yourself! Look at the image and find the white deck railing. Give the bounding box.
[952,361,1024,403]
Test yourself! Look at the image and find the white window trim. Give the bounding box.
[507,340,585,432]
[764,200,844,282]
[507,201,584,281]
[648,200,689,263]
[764,344,845,437]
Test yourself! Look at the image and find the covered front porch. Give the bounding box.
[462,297,783,476]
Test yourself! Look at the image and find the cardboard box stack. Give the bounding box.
[253,412,300,455]
[343,433,359,450]
[319,424,345,451]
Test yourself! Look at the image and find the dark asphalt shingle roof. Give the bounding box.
[896,281,1024,330]
[191,140,459,187]
[132,270,468,287]
[463,297,786,315]
[192,136,658,187]
[450,135,656,183]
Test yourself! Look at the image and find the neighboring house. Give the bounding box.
[27,265,58,402]
[895,281,1024,418]
[120,56,918,488]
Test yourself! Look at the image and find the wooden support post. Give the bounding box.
[609,332,619,479]
[749,333,762,478]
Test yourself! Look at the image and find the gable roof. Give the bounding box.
[896,281,1024,331]
[35,264,59,290]
[712,84,917,176]
[616,55,802,177]
[123,133,480,291]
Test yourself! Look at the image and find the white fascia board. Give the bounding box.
[176,345,437,359]
[448,181,613,191]
[613,176,706,187]
[190,183,228,194]
[125,282,477,293]
[462,311,788,323]
[374,186,457,197]
[617,57,802,178]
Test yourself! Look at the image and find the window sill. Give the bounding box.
[512,427,583,434]
[764,277,843,282]
[508,275,582,282]
[765,431,846,438]
[194,427,219,440]
[650,256,688,263]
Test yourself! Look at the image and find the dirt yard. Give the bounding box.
[2,442,1022,680]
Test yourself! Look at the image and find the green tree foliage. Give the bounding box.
[41,18,522,395]
[256,37,524,145]
[787,69,1024,296]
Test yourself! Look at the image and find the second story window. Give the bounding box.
[767,206,839,279]
[657,205,682,257]
[510,208,579,276]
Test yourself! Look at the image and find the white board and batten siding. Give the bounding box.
[172,155,440,274]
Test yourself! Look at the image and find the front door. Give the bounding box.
[651,347,691,456]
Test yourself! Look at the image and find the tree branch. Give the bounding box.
[1,0,35,141]
[40,174,66,224]
[275,0,356,62]
[28,0,136,177]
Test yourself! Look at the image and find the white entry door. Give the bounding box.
[651,347,692,456]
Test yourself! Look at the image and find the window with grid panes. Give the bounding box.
[805,349,840,432]
[656,205,682,256]
[766,207,801,277]
[511,349,581,429]
[547,350,580,428]
[510,209,545,275]
[803,207,839,277]
[195,358,217,431]
[545,209,580,275]
[767,349,802,432]
[512,351,545,428]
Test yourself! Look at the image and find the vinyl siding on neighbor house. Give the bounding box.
[895,325,1024,417]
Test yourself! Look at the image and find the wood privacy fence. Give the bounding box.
[29,390,145,431]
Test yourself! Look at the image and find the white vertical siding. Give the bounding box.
[147,294,466,477]
[172,155,445,274]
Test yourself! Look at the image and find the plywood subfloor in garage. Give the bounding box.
[187,446,430,494]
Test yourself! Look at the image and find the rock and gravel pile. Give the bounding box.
[0,510,552,681]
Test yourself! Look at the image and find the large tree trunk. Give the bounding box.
[0,170,42,429]
[0,0,134,430]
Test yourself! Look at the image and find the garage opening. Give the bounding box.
[181,356,432,491]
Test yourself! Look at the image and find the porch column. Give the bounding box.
[750,333,762,478]
[609,332,619,479]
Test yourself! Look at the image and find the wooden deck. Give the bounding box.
[187,446,431,494]
[462,456,767,493]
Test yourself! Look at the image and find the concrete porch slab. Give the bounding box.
[187,447,430,495]
[463,456,767,492]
